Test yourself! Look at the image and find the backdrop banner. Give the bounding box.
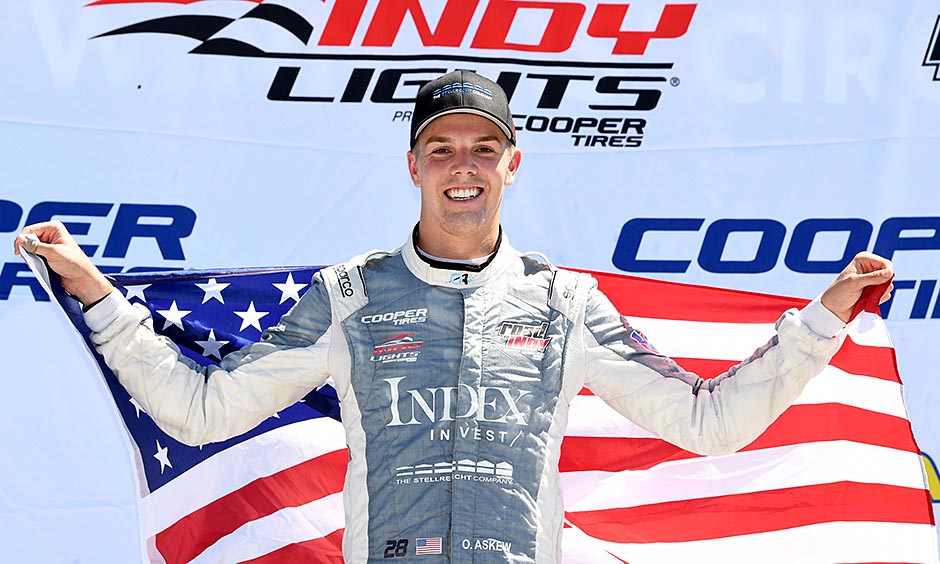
[2,1,939,562]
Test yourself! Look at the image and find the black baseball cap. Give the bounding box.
[410,70,516,148]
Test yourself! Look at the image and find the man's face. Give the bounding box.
[407,113,521,253]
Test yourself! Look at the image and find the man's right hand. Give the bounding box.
[14,221,114,306]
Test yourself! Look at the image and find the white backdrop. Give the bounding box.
[2,1,939,561]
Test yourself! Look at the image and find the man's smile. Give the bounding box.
[445,187,483,201]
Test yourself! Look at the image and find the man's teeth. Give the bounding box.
[447,187,482,201]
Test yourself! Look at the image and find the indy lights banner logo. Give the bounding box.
[87,0,698,149]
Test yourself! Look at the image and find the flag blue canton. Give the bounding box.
[53,266,341,492]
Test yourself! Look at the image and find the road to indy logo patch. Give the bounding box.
[498,321,551,352]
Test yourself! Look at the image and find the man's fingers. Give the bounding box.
[14,231,37,257]
[22,233,41,255]
[854,268,893,305]
[853,267,893,288]
[14,221,69,258]
[851,252,893,276]
[15,231,47,257]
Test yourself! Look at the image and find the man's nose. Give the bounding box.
[450,148,478,175]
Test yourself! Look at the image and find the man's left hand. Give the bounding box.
[820,252,894,323]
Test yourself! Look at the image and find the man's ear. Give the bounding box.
[505,148,522,185]
[407,150,420,187]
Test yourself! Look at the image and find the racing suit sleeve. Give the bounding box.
[579,282,845,456]
[83,274,335,447]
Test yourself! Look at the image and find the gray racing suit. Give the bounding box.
[84,230,845,564]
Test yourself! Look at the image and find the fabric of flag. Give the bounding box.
[32,259,938,564]
[560,271,938,564]
[36,263,347,564]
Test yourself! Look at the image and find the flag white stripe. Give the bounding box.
[628,315,892,359]
[566,396,660,439]
[188,492,345,564]
[562,442,925,510]
[140,417,346,535]
[625,317,776,358]
[796,365,907,416]
[847,311,893,347]
[579,521,940,564]
[568,366,906,439]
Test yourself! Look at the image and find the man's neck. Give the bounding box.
[413,224,500,261]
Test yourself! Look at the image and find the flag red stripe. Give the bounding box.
[830,338,901,382]
[584,270,808,323]
[156,449,348,564]
[560,404,918,472]
[667,357,736,378]
[239,529,345,564]
[565,482,934,543]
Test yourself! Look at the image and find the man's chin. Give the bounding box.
[441,214,491,235]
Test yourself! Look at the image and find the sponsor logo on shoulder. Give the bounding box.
[499,321,551,352]
[629,326,659,354]
[335,264,355,298]
[361,307,428,325]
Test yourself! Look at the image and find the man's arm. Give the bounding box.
[15,221,334,446]
[578,252,892,456]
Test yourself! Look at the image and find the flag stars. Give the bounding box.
[273,272,307,305]
[154,440,172,474]
[123,284,151,302]
[196,278,230,304]
[196,329,228,360]
[234,301,269,332]
[156,301,191,331]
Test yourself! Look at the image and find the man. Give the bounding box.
[15,70,893,564]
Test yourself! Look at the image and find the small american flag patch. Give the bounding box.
[415,537,442,555]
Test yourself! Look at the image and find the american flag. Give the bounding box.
[28,257,938,563]
[415,537,443,556]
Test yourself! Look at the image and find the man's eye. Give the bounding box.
[431,147,450,154]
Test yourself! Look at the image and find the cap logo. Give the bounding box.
[432,82,494,100]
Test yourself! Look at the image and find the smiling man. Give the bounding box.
[406,73,521,262]
[409,112,519,260]
[15,70,894,564]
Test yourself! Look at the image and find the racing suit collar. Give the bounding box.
[402,224,515,288]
